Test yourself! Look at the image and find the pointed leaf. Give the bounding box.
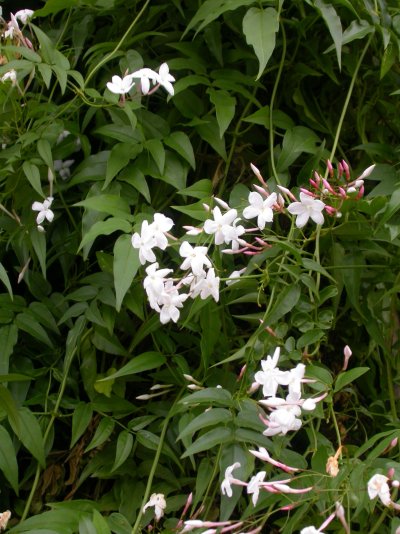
[71,402,93,448]
[178,408,233,441]
[113,234,141,312]
[315,0,342,69]
[10,407,46,467]
[334,367,370,393]
[182,427,234,457]
[111,430,133,472]
[242,7,279,80]
[0,262,13,299]
[98,351,166,382]
[85,418,115,453]
[164,132,196,169]
[0,425,19,493]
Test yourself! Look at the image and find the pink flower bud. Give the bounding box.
[343,345,352,370]
[327,159,334,177]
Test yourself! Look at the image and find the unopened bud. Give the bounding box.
[214,197,229,210]
[343,345,352,370]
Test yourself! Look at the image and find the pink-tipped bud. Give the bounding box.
[253,184,269,197]
[183,226,203,236]
[314,171,322,184]
[214,197,230,210]
[335,503,350,534]
[327,159,334,177]
[356,185,364,199]
[237,364,247,382]
[342,161,350,180]
[248,382,260,395]
[309,179,319,189]
[343,345,352,370]
[300,188,316,197]
[322,179,335,193]
[324,205,337,216]
[277,185,297,202]
[388,467,395,479]
[338,187,347,198]
[358,164,375,180]
[250,162,266,185]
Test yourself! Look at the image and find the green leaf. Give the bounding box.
[79,218,132,256]
[277,127,320,171]
[0,325,18,375]
[10,407,46,467]
[0,262,13,299]
[99,351,166,382]
[74,195,131,219]
[104,143,139,189]
[334,367,370,393]
[15,312,53,347]
[178,408,233,441]
[0,384,20,431]
[113,235,141,312]
[0,425,19,494]
[71,402,93,448]
[164,131,196,169]
[296,329,324,349]
[242,7,279,80]
[195,118,227,160]
[145,139,165,174]
[315,0,342,69]
[37,63,52,88]
[181,427,234,457]
[111,430,133,472]
[262,285,301,327]
[178,179,212,199]
[30,227,47,278]
[35,0,79,17]
[207,89,236,137]
[180,387,233,407]
[85,418,115,453]
[302,258,335,282]
[23,161,43,197]
[37,139,53,168]
[184,0,255,36]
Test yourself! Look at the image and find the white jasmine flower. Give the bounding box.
[243,191,277,229]
[157,62,175,95]
[130,67,158,95]
[287,363,306,396]
[4,14,19,39]
[254,347,290,397]
[221,462,241,498]
[54,159,74,180]
[142,493,166,521]
[14,9,34,24]
[300,527,324,534]
[0,69,17,85]
[179,241,211,276]
[263,406,302,436]
[226,268,246,286]
[106,74,135,95]
[131,220,157,265]
[149,213,174,250]
[0,510,11,531]
[143,262,173,310]
[247,471,266,506]
[190,267,220,302]
[32,197,54,225]
[287,192,325,228]
[204,206,239,245]
[367,473,391,506]
[159,281,188,324]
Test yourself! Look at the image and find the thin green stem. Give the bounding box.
[385,354,397,421]
[269,21,286,186]
[325,33,373,175]
[131,392,183,534]
[21,329,91,521]
[84,0,150,88]
[329,401,342,452]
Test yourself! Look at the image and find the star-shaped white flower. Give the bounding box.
[254,347,290,397]
[106,74,135,95]
[243,191,277,229]
[157,62,175,95]
[367,474,391,506]
[247,471,266,506]
[131,220,157,265]
[130,67,158,95]
[221,462,241,498]
[204,207,238,245]
[190,267,220,302]
[32,197,54,225]
[0,69,17,85]
[142,493,166,521]
[179,241,211,276]
[287,192,325,228]
[14,9,34,24]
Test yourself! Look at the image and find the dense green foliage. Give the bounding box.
[0,0,400,532]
